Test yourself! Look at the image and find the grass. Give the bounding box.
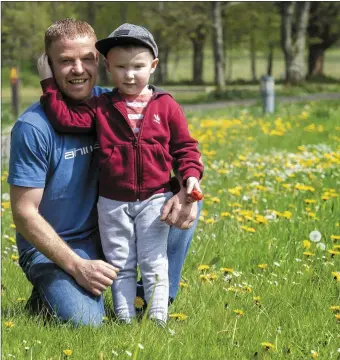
[2,99,340,359]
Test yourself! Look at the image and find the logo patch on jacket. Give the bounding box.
[153,114,161,124]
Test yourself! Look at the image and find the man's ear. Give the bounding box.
[150,58,159,73]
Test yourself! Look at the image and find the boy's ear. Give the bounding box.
[104,57,110,72]
[150,58,159,73]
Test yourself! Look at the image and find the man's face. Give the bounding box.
[48,36,99,102]
[106,47,158,96]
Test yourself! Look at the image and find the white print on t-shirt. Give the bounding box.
[64,142,100,159]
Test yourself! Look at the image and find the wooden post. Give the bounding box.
[10,67,19,118]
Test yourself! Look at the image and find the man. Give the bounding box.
[8,18,201,327]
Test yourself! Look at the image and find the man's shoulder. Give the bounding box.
[15,101,53,134]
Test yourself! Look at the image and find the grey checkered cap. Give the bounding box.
[95,23,158,58]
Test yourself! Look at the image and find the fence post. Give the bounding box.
[260,75,275,113]
[10,67,19,118]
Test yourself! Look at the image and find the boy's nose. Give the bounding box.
[125,70,134,79]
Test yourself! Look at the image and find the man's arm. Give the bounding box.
[10,185,118,296]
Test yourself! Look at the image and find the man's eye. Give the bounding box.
[62,60,71,64]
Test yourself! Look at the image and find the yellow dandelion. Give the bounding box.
[331,235,340,241]
[11,255,19,261]
[258,264,268,269]
[211,197,220,203]
[311,350,318,358]
[253,296,261,303]
[4,321,15,328]
[134,296,145,309]
[220,267,233,274]
[198,264,210,271]
[328,250,340,256]
[169,313,188,321]
[329,305,340,313]
[8,237,15,243]
[233,309,244,316]
[200,274,209,282]
[63,349,72,356]
[220,212,231,217]
[261,342,275,351]
[179,281,188,288]
[335,314,340,321]
[1,202,10,209]
[303,252,315,257]
[241,225,256,233]
[302,240,311,249]
[207,273,217,280]
[17,298,25,302]
[304,199,316,204]
[205,218,216,224]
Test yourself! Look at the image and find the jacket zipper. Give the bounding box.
[113,93,157,201]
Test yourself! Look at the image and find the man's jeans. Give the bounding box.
[21,202,202,326]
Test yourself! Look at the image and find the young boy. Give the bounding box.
[38,23,203,326]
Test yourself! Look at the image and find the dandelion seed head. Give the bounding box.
[309,230,321,242]
[316,242,326,250]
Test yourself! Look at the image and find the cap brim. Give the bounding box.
[95,37,150,57]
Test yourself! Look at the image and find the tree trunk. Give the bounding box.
[250,32,257,82]
[211,1,225,92]
[280,1,310,85]
[192,38,205,85]
[267,43,274,76]
[307,2,340,77]
[308,44,325,77]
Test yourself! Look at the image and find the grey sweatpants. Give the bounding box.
[97,192,172,323]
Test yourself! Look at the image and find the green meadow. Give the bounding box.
[2,99,340,359]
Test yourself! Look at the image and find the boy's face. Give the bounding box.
[105,46,158,96]
[48,36,99,102]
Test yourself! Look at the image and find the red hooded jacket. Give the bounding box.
[40,78,203,202]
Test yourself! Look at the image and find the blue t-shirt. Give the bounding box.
[8,86,110,256]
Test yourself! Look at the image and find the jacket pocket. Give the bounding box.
[140,143,172,190]
[99,144,135,190]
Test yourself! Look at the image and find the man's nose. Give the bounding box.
[72,60,85,74]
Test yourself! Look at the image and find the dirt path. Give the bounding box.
[2,92,340,165]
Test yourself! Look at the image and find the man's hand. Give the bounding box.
[37,53,53,80]
[72,258,119,296]
[161,188,198,229]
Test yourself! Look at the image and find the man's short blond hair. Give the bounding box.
[45,18,97,53]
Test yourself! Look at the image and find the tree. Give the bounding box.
[211,1,225,92]
[307,2,340,77]
[279,1,311,84]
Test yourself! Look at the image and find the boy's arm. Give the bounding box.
[38,54,97,133]
[169,104,204,187]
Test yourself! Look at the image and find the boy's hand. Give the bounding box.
[186,177,203,203]
[37,53,53,80]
